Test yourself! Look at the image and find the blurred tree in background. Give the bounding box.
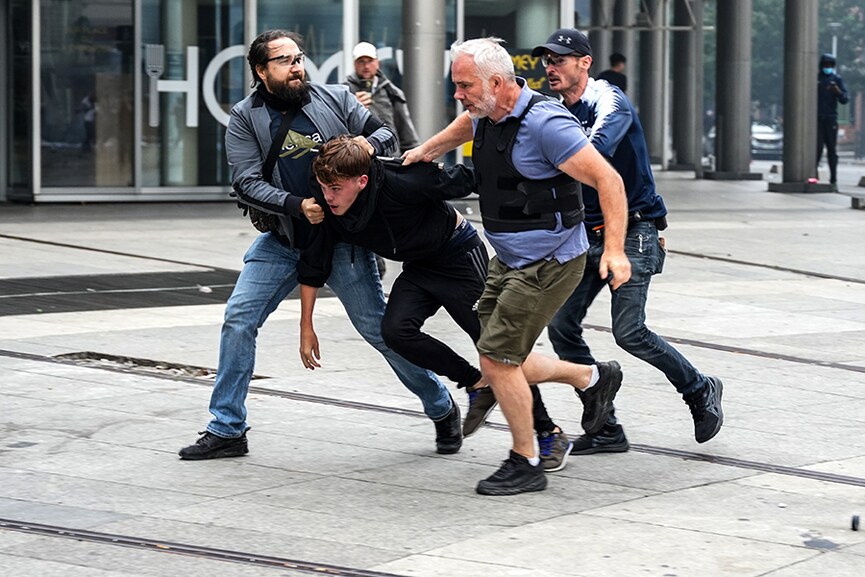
[703,0,863,127]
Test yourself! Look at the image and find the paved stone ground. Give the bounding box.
[1,165,865,576]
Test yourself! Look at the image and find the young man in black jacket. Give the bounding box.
[297,136,619,466]
[299,135,486,421]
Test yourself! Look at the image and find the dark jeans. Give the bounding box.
[549,221,708,404]
[817,118,839,183]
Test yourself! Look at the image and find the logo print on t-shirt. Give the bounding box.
[279,130,322,160]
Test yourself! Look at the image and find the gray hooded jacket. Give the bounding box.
[345,72,420,154]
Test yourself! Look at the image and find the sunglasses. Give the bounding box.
[265,52,305,67]
[541,53,584,68]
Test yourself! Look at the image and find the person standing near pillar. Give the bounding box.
[345,42,420,155]
[817,53,849,189]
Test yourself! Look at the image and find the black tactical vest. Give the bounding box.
[472,94,584,233]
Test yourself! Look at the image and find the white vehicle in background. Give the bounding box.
[704,123,784,160]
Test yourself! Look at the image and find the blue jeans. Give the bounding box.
[207,233,450,438]
[548,221,707,398]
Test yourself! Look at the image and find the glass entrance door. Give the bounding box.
[39,0,135,189]
[141,0,244,189]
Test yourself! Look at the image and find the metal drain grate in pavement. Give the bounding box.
[52,351,268,380]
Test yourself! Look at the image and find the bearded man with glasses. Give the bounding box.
[179,29,461,461]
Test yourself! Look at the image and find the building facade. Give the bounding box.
[1,0,580,203]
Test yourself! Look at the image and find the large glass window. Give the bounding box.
[357,0,455,93]
[465,0,559,49]
[141,0,244,187]
[465,0,559,95]
[259,1,343,83]
[40,0,134,187]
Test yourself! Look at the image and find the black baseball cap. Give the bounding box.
[531,28,593,57]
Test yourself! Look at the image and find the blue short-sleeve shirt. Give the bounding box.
[472,79,590,269]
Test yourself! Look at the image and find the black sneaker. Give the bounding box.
[433,399,462,454]
[463,387,498,438]
[179,431,248,460]
[579,361,623,434]
[570,423,630,455]
[685,376,724,443]
[476,450,547,496]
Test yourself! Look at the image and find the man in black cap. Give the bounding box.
[531,27,724,453]
[538,27,594,60]
[817,53,849,188]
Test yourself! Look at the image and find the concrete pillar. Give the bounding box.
[516,0,558,49]
[590,0,612,77]
[768,0,827,192]
[342,0,359,82]
[161,1,197,186]
[402,0,446,141]
[612,0,636,96]
[638,0,663,162]
[708,0,760,179]
[857,93,865,160]
[670,0,703,171]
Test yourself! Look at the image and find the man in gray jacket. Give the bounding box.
[345,42,420,155]
[179,29,460,460]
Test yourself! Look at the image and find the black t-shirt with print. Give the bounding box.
[268,106,323,249]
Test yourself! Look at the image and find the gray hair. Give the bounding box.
[450,37,515,83]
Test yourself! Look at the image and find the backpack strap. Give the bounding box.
[261,107,301,184]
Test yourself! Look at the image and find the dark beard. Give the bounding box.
[270,78,310,107]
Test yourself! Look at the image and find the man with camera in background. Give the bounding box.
[345,42,420,155]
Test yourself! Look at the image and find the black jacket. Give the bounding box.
[298,158,476,287]
[817,71,849,120]
[345,72,420,153]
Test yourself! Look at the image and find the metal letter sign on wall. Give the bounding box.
[145,45,410,128]
[145,43,200,127]
[145,45,543,129]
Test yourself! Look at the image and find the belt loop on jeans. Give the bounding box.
[592,214,659,238]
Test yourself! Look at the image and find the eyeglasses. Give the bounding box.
[541,53,582,68]
[265,52,304,67]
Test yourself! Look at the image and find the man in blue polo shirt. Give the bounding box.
[405,37,631,496]
[533,28,724,453]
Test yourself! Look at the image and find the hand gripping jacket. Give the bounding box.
[471,94,584,233]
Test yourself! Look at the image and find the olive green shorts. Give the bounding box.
[476,253,586,365]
